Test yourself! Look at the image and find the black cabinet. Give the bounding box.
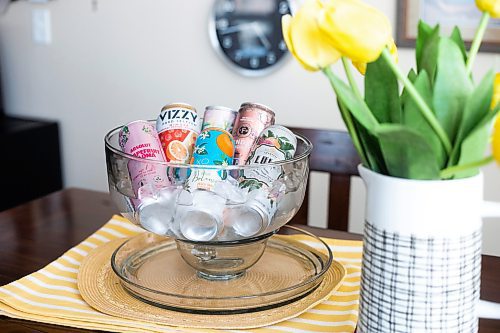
[0,116,63,211]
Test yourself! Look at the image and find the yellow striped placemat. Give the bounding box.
[0,215,362,333]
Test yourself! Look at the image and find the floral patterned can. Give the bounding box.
[118,120,169,197]
[225,125,297,237]
[242,125,297,188]
[185,128,235,191]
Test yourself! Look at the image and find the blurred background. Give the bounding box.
[0,0,499,254]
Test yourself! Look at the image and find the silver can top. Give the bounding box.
[239,102,276,117]
[161,102,197,113]
[205,105,237,114]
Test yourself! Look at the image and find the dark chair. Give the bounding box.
[290,127,361,231]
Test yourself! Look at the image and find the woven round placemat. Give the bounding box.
[78,238,346,330]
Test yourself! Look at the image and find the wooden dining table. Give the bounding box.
[0,188,499,332]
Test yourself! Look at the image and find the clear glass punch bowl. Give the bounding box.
[104,123,334,312]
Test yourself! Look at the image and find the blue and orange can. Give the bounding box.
[185,128,235,191]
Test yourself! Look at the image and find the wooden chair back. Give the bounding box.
[289,127,361,231]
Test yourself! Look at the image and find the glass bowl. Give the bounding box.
[111,226,333,313]
[105,122,312,279]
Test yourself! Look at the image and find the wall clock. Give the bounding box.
[209,0,294,77]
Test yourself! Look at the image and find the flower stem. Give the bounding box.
[465,11,490,75]
[341,57,363,100]
[322,66,369,167]
[381,48,452,154]
[439,155,493,179]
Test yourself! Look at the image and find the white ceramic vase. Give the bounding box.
[357,165,500,333]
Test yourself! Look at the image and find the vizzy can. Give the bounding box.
[156,102,201,163]
[232,102,275,165]
[202,105,238,133]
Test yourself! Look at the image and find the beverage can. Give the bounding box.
[248,125,297,163]
[118,120,169,197]
[186,128,235,191]
[178,190,226,241]
[202,105,238,133]
[223,196,270,238]
[241,125,297,189]
[232,102,275,165]
[156,102,201,163]
[226,125,297,236]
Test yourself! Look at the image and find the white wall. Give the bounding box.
[1,0,499,255]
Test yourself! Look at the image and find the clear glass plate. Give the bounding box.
[111,226,334,314]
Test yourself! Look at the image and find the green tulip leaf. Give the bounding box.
[416,21,437,72]
[450,26,467,64]
[337,99,370,168]
[448,70,494,166]
[400,68,418,107]
[356,122,388,174]
[329,74,379,132]
[418,24,440,81]
[345,103,387,174]
[365,54,401,123]
[401,70,447,168]
[376,124,441,179]
[432,37,473,143]
[454,110,498,178]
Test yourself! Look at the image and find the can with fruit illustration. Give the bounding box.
[156,102,201,163]
[118,120,169,197]
[185,128,235,191]
[240,125,297,190]
[228,125,297,233]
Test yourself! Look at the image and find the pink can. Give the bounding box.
[119,120,169,197]
[232,102,275,165]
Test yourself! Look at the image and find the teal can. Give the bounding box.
[186,128,235,191]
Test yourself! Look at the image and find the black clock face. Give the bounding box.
[211,0,292,76]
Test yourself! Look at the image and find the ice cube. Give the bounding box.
[137,186,181,235]
[158,186,181,202]
[268,179,286,202]
[192,189,226,207]
[248,185,270,202]
[138,201,172,235]
[282,162,306,192]
[212,179,248,204]
[269,190,303,230]
[137,183,159,200]
[277,190,302,213]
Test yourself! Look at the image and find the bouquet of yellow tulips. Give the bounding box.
[283,0,500,180]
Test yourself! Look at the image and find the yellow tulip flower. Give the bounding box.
[352,38,398,75]
[282,0,341,71]
[492,73,500,109]
[317,0,392,63]
[493,115,500,164]
[476,0,500,18]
